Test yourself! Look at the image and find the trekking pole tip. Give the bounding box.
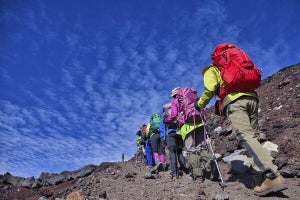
[219,181,227,189]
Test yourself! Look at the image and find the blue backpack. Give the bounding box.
[159,118,166,141]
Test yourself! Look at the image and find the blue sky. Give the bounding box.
[1,0,299,178]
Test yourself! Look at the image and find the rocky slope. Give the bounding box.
[1,63,299,200]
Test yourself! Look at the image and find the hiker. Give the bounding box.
[150,124,167,170]
[148,113,167,171]
[136,124,152,166]
[121,153,125,162]
[164,87,189,180]
[175,87,219,181]
[144,124,155,168]
[194,42,287,196]
[136,125,147,152]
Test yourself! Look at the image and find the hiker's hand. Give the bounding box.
[194,101,201,111]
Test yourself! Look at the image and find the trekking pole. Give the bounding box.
[175,145,179,179]
[199,111,226,188]
[193,114,197,148]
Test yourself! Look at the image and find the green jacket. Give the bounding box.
[196,65,258,110]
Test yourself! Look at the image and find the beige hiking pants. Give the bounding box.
[226,96,279,176]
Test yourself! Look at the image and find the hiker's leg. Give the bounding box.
[248,97,266,142]
[145,142,154,167]
[158,140,166,163]
[200,149,219,180]
[178,149,189,174]
[184,133,194,151]
[176,135,189,174]
[248,99,260,138]
[166,132,177,176]
[187,153,203,179]
[151,134,160,164]
[192,126,205,147]
[227,97,279,176]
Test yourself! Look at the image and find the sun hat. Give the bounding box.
[170,87,180,97]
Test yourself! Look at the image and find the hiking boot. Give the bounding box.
[252,171,264,188]
[162,163,168,171]
[180,166,191,175]
[258,132,267,143]
[177,170,183,177]
[170,172,179,181]
[169,173,175,181]
[154,162,164,172]
[169,174,174,181]
[186,173,194,181]
[210,172,219,181]
[253,175,287,196]
[210,162,220,181]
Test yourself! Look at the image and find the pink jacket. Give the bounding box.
[166,98,180,123]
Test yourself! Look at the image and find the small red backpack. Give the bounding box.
[211,42,262,99]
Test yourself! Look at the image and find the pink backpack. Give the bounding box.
[176,87,202,127]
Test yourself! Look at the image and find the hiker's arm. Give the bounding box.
[197,89,215,108]
[197,69,219,108]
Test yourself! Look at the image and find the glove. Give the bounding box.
[194,101,201,111]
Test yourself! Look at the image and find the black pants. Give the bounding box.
[151,134,165,154]
[166,132,186,175]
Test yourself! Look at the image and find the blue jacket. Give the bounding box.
[160,119,177,139]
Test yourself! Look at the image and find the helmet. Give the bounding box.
[170,87,180,97]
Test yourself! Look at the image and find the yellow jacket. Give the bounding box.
[136,135,141,146]
[177,122,203,140]
[196,64,258,110]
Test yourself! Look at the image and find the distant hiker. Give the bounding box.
[149,113,167,171]
[136,125,147,152]
[136,124,150,165]
[164,87,189,180]
[121,153,125,162]
[194,42,287,196]
[143,123,155,168]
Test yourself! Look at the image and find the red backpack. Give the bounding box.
[211,42,262,99]
[176,87,201,127]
